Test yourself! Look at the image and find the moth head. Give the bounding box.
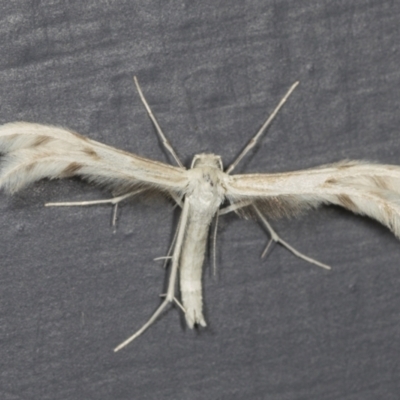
[191,154,223,170]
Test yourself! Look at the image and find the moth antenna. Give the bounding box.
[226,81,299,175]
[253,205,331,270]
[133,76,184,168]
[114,200,190,351]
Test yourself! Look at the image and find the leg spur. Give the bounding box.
[220,202,331,270]
[252,205,331,270]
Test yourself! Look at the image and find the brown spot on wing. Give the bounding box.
[24,162,37,173]
[325,178,337,185]
[83,147,101,160]
[372,176,389,190]
[33,135,53,147]
[62,162,83,176]
[337,161,358,169]
[337,194,358,212]
[338,164,351,170]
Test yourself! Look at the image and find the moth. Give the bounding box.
[1,78,399,352]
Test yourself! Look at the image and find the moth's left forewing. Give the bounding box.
[0,122,190,197]
[83,137,189,195]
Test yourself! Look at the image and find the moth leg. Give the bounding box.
[154,226,178,268]
[215,201,254,274]
[173,297,185,313]
[170,192,184,209]
[214,201,253,274]
[111,204,119,228]
[253,205,331,270]
[45,190,142,207]
[211,213,219,276]
[46,191,144,228]
[154,194,184,269]
[133,76,183,168]
[218,200,252,216]
[159,294,186,313]
[154,256,172,261]
[114,200,190,351]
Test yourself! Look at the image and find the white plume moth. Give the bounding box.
[0,77,399,352]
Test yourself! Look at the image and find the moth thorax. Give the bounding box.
[191,153,223,170]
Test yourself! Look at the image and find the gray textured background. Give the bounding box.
[1,1,400,399]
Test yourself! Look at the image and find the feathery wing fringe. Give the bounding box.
[0,122,189,195]
[228,161,400,238]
